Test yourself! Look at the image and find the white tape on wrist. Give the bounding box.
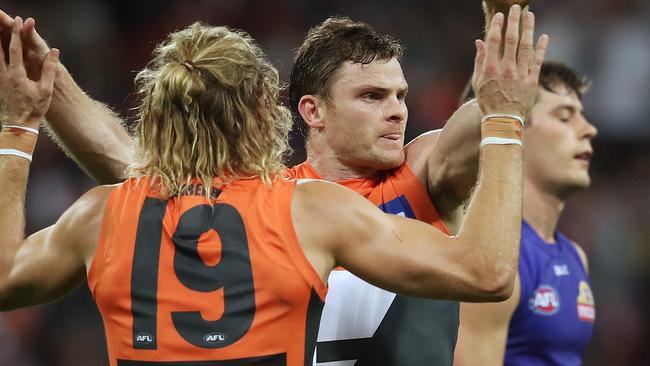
[480,137,522,148]
[1,125,40,135]
[481,113,525,126]
[0,148,33,161]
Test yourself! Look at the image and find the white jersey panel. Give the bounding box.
[317,269,396,342]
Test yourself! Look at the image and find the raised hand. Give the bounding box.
[0,17,59,129]
[483,0,534,18]
[0,10,52,82]
[471,5,548,119]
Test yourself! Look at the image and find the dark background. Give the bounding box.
[0,0,648,365]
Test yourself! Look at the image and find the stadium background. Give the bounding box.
[0,0,648,365]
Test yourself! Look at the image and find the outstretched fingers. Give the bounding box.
[529,34,549,81]
[485,12,504,71]
[473,39,486,80]
[38,48,59,94]
[502,5,521,68]
[8,16,24,75]
[517,10,535,70]
[23,17,50,55]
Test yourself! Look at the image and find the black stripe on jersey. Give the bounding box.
[131,197,168,349]
[316,337,372,363]
[117,353,286,365]
[304,289,325,366]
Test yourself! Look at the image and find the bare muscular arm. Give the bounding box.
[406,2,535,234]
[47,64,133,183]
[292,5,547,303]
[0,184,112,311]
[293,141,522,302]
[405,100,481,234]
[0,19,111,310]
[454,276,521,365]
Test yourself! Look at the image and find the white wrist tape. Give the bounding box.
[0,148,33,161]
[480,137,522,148]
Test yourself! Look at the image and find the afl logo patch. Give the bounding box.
[203,333,227,344]
[529,285,560,315]
[135,332,155,344]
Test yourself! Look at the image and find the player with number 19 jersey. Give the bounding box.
[88,176,327,366]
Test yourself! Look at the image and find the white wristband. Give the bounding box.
[1,125,40,135]
[0,148,33,161]
[481,113,525,126]
[480,137,522,148]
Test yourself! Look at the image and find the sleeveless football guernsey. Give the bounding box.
[88,177,327,366]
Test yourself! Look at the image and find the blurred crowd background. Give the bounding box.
[0,0,648,365]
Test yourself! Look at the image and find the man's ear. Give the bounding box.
[298,94,326,129]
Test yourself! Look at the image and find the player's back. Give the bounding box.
[88,176,327,366]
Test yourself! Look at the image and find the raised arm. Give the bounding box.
[294,135,521,302]
[294,12,548,301]
[0,19,109,310]
[0,11,132,184]
[407,3,537,233]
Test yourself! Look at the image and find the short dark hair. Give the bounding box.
[289,17,404,135]
[538,61,591,99]
[459,60,591,105]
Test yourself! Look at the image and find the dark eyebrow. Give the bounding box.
[354,84,409,95]
[551,104,583,115]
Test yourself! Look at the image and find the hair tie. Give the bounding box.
[181,60,196,71]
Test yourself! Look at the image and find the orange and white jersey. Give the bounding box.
[88,176,327,366]
[286,162,457,366]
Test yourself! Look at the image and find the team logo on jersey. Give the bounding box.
[135,332,155,344]
[576,281,595,323]
[203,333,227,344]
[553,264,570,276]
[529,285,560,315]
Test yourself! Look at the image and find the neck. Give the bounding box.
[523,178,567,243]
[305,136,378,181]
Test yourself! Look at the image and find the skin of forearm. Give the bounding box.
[45,65,133,184]
[0,157,30,293]
[432,100,481,204]
[454,144,522,298]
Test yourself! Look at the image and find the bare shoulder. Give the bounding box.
[570,241,590,273]
[62,185,116,224]
[54,184,117,258]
